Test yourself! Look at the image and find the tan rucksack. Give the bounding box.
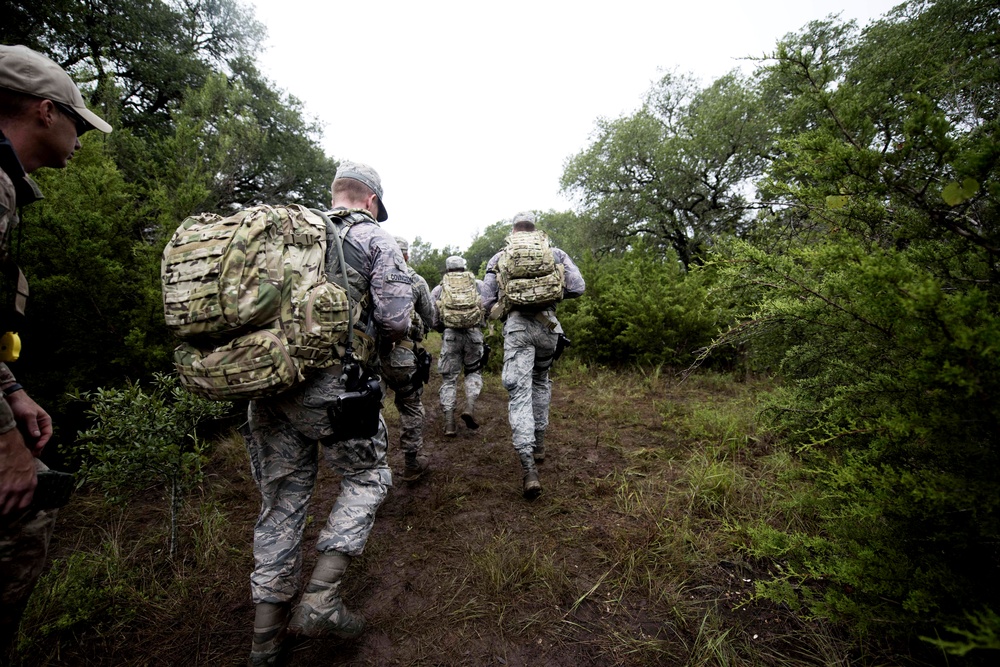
[161,205,358,400]
[437,270,482,329]
[493,230,564,318]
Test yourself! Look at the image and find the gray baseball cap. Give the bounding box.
[512,211,536,225]
[0,45,112,134]
[394,236,409,254]
[335,160,388,222]
[446,255,467,271]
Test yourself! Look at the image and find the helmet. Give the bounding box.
[445,255,467,271]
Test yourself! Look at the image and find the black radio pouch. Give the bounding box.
[326,371,383,442]
[31,470,75,511]
[415,347,432,386]
[554,333,572,361]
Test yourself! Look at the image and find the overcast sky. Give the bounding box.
[250,0,903,251]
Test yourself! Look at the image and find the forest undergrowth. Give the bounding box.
[12,337,938,666]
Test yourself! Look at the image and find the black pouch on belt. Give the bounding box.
[326,373,383,442]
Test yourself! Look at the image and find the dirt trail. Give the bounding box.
[36,356,767,666]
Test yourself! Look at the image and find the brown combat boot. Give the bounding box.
[519,451,542,500]
[288,552,366,640]
[532,429,545,463]
[444,410,457,436]
[249,601,290,666]
[460,397,479,429]
[399,451,429,482]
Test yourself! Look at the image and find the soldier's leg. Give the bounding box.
[530,324,559,464]
[288,416,391,639]
[396,386,429,481]
[383,346,423,455]
[0,473,57,659]
[460,329,485,429]
[501,320,536,454]
[246,401,319,605]
[438,330,461,435]
[502,317,542,498]
[316,413,391,556]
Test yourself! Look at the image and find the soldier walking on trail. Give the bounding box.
[243,162,412,665]
[0,44,112,658]
[482,211,585,500]
[381,236,434,482]
[431,255,486,436]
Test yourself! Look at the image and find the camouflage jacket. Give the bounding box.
[407,266,433,340]
[324,208,413,346]
[0,131,41,432]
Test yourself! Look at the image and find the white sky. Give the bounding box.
[250,0,902,250]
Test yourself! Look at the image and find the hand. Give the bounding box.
[0,427,36,514]
[6,390,53,455]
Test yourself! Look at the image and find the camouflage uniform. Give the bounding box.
[0,134,56,653]
[380,263,433,455]
[482,242,585,458]
[430,278,485,418]
[245,207,411,605]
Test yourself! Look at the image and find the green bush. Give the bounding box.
[722,236,1000,653]
[74,373,231,558]
[558,245,727,367]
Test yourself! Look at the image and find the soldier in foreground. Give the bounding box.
[482,212,585,499]
[244,162,411,665]
[0,44,112,658]
[431,255,486,435]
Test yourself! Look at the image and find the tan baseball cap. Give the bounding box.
[335,160,388,222]
[0,45,112,134]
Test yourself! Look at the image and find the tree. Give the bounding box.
[408,237,460,289]
[561,71,771,267]
[715,0,1000,652]
[0,0,264,134]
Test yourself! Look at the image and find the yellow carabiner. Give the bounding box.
[0,331,21,362]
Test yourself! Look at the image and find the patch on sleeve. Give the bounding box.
[387,272,413,284]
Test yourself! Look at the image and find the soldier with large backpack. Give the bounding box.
[240,162,411,664]
[0,45,112,659]
[431,255,486,435]
[482,211,585,500]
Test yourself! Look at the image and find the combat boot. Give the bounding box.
[249,601,290,666]
[287,552,366,640]
[444,410,457,436]
[519,451,542,500]
[532,429,545,463]
[460,397,479,429]
[399,451,429,482]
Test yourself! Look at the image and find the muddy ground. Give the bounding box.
[25,345,840,667]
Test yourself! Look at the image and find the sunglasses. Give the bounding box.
[53,101,90,136]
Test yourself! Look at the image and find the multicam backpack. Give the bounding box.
[161,205,357,400]
[438,270,483,329]
[494,230,564,317]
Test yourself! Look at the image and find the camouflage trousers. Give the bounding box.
[0,460,57,656]
[501,312,558,455]
[246,369,391,605]
[381,343,425,454]
[438,327,484,412]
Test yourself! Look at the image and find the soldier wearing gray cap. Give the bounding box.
[244,161,411,663]
[0,44,112,657]
[481,211,586,500]
[431,255,486,435]
[380,236,434,482]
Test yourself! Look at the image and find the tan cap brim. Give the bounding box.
[74,104,112,134]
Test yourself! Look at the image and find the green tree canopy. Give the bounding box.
[561,71,771,267]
